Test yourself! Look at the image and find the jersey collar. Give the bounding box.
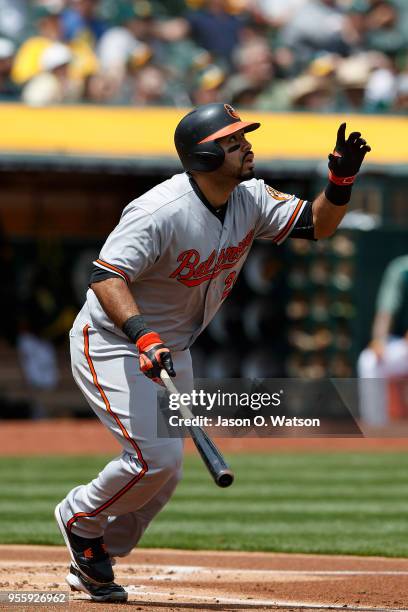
[187,173,228,225]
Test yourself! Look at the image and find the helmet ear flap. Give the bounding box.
[192,141,225,172]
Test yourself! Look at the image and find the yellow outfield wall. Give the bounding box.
[0,104,407,164]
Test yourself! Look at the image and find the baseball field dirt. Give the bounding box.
[2,545,408,611]
[1,420,408,611]
[2,420,408,455]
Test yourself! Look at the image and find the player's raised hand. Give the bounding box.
[136,331,176,385]
[328,123,371,183]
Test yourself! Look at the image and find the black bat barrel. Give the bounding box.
[160,371,234,488]
[189,425,234,488]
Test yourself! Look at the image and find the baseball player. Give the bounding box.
[55,103,370,601]
[358,255,408,425]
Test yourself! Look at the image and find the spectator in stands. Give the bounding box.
[11,5,64,86]
[0,37,20,100]
[8,0,408,111]
[393,72,408,112]
[185,0,247,67]
[80,69,116,103]
[190,63,225,104]
[278,0,349,67]
[61,0,107,46]
[97,4,152,78]
[22,42,81,106]
[131,64,179,106]
[96,3,153,97]
[17,322,59,394]
[223,38,272,103]
[358,255,408,426]
[223,38,291,110]
[335,53,371,111]
[253,0,307,29]
[333,50,397,112]
[16,314,60,418]
[341,0,369,50]
[94,0,195,105]
[100,1,189,74]
[0,0,28,43]
[364,51,397,111]
[13,3,99,102]
[365,0,406,56]
[289,73,335,111]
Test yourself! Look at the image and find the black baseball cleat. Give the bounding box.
[54,502,114,584]
[66,564,128,603]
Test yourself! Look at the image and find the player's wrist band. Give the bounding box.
[325,180,353,206]
[122,314,152,343]
[328,170,356,185]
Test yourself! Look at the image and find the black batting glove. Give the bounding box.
[136,331,176,386]
[328,123,371,184]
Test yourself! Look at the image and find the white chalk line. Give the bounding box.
[2,561,408,577]
[124,586,408,612]
[147,565,408,577]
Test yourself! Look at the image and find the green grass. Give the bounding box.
[1,453,408,556]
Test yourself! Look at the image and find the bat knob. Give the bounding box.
[216,470,234,488]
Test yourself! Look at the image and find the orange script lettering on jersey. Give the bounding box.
[170,228,255,287]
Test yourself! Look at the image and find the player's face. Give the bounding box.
[217,129,255,181]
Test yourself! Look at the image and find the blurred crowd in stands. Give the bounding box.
[0,0,406,111]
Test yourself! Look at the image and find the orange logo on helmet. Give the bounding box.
[224,104,240,120]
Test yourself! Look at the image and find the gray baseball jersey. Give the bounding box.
[59,171,306,552]
[84,172,306,350]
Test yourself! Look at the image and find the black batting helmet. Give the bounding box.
[174,103,260,172]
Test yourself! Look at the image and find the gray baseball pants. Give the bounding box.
[58,316,192,558]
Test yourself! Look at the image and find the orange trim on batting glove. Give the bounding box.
[136,331,163,352]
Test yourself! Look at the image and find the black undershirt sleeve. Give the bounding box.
[290,200,316,240]
[89,266,120,285]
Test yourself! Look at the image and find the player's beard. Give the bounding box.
[218,152,255,183]
[237,154,255,181]
[238,166,255,181]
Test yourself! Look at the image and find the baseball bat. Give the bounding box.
[160,370,234,488]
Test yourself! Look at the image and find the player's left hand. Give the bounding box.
[136,331,176,385]
[328,123,371,183]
